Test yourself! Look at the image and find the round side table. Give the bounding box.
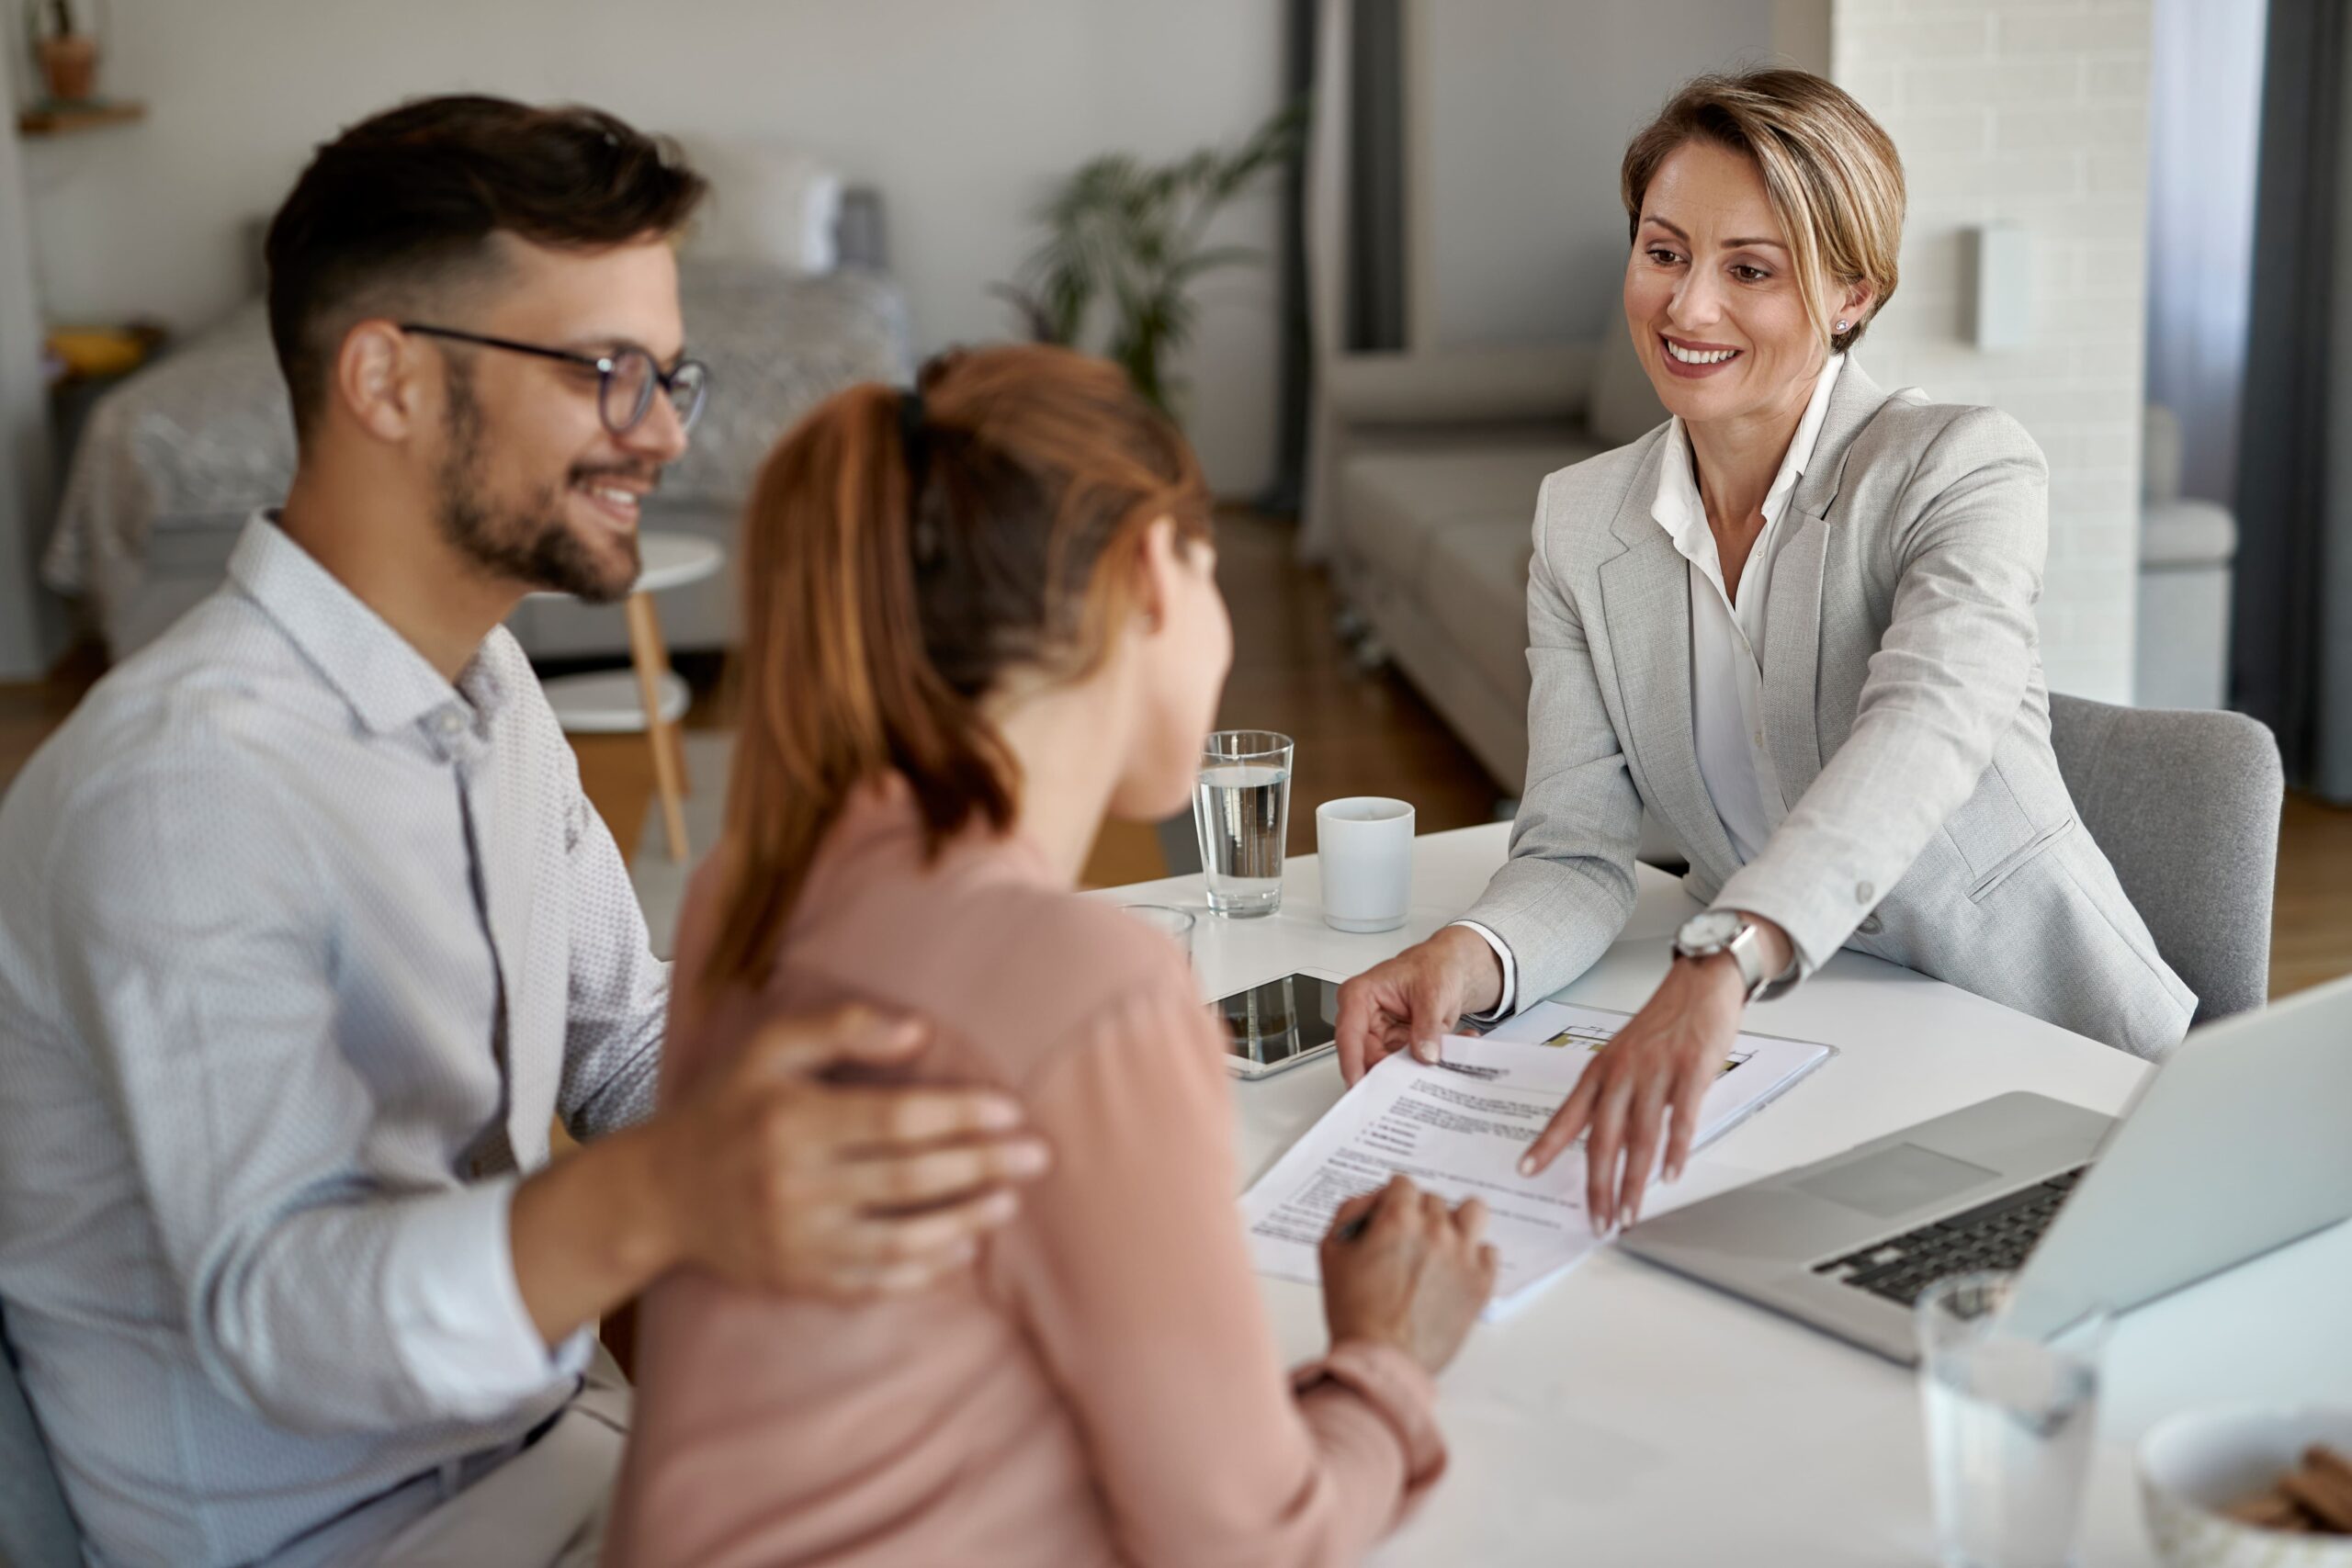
[537,532,724,863]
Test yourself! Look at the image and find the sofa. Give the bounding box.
[42,189,908,665]
[1317,324,1668,794]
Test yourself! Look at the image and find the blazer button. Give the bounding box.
[1857,914,1883,936]
[1855,881,1874,904]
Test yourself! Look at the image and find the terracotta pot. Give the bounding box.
[36,32,98,102]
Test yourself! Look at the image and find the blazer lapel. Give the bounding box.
[1599,436,1741,882]
[1762,510,1829,801]
[1763,359,1895,805]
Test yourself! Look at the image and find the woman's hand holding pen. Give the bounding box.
[1319,1176,1497,1374]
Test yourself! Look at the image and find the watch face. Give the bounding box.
[1677,910,1744,953]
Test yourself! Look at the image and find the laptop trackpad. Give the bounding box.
[1795,1144,2002,1219]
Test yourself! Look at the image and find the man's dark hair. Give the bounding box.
[264,95,707,442]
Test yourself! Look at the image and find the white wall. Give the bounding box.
[1419,0,1779,349]
[0,63,63,679]
[17,0,1286,494]
[1832,0,2154,705]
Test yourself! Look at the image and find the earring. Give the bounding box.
[1835,319,1849,333]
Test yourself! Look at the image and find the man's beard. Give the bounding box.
[434,362,645,604]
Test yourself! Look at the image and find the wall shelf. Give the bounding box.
[17,100,144,137]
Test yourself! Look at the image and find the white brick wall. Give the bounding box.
[1831,0,2153,703]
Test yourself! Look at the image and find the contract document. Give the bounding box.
[1241,1001,1833,1318]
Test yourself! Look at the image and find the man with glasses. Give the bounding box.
[0,96,1046,1568]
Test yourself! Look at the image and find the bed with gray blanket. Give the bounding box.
[44,220,911,662]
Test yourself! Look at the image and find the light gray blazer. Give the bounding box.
[1462,361,2196,1058]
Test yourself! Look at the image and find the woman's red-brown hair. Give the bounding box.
[702,344,1215,997]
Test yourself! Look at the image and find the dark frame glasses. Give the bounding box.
[399,323,709,436]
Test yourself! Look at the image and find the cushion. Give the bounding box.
[1422,517,1538,706]
[1321,344,1592,423]
[1335,437,1593,582]
[676,138,844,275]
[2141,498,2236,568]
[1587,321,1671,449]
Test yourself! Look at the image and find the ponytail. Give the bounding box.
[699,344,1211,998]
[701,379,1016,997]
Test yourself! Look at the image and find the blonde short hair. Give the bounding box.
[1621,69,1905,355]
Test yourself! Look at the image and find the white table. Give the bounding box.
[537,532,724,863]
[1094,823,2352,1566]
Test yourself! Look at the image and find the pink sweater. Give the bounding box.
[605,779,1445,1567]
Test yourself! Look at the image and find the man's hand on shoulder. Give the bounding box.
[646,1005,1050,1297]
[510,1005,1049,1343]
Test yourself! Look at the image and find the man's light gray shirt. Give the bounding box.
[0,515,669,1567]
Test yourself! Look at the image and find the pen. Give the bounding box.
[1333,1212,1372,1244]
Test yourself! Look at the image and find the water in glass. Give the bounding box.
[1194,732,1292,917]
[1917,1273,2108,1568]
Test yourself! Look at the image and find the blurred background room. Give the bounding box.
[0,0,2340,994]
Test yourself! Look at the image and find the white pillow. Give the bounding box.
[675,137,844,276]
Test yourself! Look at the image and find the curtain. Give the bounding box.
[1262,0,1408,518]
[2143,0,2264,508]
[1345,0,1408,355]
[2233,0,2352,801]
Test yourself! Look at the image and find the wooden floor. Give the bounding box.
[6,508,2349,1000]
[2268,792,2352,997]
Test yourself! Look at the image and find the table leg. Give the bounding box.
[625,591,691,863]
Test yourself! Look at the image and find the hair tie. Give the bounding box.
[898,388,930,484]
[899,388,940,566]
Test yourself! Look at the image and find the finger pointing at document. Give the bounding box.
[1334,925,1505,1083]
[1517,949,1752,1232]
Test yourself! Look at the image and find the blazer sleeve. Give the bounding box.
[1717,405,2049,971]
[1455,472,1645,1010]
[992,971,1445,1567]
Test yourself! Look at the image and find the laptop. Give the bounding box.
[1619,971,2352,1362]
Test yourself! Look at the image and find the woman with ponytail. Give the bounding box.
[605,344,1494,1567]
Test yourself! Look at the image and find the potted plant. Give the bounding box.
[995,99,1306,420]
[26,0,103,103]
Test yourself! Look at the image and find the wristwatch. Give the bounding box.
[1672,909,1797,1003]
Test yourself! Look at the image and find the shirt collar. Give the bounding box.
[1652,353,1846,550]
[226,511,506,739]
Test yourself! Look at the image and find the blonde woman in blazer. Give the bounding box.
[1336,69,2193,1233]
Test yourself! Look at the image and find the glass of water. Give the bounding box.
[1917,1271,2111,1568]
[1193,730,1294,918]
[1117,903,1195,965]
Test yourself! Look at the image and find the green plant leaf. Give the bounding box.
[1000,95,1308,423]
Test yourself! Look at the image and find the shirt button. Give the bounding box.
[434,706,466,737]
[1855,881,1874,904]
[1857,914,1883,936]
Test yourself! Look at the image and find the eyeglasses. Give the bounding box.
[399,323,709,436]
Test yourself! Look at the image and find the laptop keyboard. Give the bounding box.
[1811,1165,2091,1308]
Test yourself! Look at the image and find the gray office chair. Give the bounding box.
[0,1308,78,1568]
[2046,693,2283,1023]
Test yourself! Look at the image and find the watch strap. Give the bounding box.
[1721,919,1769,1000]
[1677,912,1785,1003]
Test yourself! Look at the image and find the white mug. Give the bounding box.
[1316,796,1415,932]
